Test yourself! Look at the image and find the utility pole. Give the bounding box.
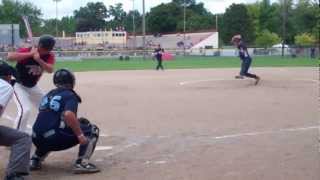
[216,15,219,48]
[142,0,146,60]
[318,0,320,58]
[183,0,186,56]
[132,0,136,50]
[281,0,287,57]
[53,0,61,37]
[216,15,218,32]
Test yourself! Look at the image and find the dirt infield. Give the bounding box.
[1,67,319,180]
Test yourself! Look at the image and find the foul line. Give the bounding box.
[179,79,318,86]
[212,126,319,140]
[179,79,238,86]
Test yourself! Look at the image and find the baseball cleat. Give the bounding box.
[73,161,100,174]
[30,157,42,171]
[254,76,261,85]
[235,75,244,79]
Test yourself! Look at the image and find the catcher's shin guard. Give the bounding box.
[78,122,99,160]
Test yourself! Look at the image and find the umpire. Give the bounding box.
[154,44,164,70]
[0,61,32,180]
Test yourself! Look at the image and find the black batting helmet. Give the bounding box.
[0,60,15,77]
[53,69,75,88]
[38,35,55,51]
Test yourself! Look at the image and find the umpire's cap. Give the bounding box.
[53,69,75,88]
[38,35,55,51]
[0,61,15,77]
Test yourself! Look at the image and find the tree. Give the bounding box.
[108,3,127,30]
[259,0,271,31]
[74,2,108,32]
[255,30,281,47]
[278,0,296,44]
[0,0,42,37]
[147,0,214,33]
[147,3,181,33]
[293,0,318,35]
[221,4,255,44]
[40,19,57,35]
[123,10,142,33]
[295,33,316,46]
[312,1,320,44]
[246,2,260,38]
[172,0,196,7]
[59,16,76,36]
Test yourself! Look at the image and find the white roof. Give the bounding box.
[272,43,289,48]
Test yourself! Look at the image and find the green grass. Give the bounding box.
[55,56,318,72]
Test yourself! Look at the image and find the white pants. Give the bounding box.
[13,83,44,134]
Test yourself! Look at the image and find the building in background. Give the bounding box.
[127,31,219,50]
[75,30,127,48]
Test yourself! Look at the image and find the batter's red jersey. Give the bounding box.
[15,48,55,88]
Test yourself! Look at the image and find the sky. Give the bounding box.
[20,0,278,19]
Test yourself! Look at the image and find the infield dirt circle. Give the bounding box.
[0,67,318,180]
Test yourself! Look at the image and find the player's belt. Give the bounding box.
[33,121,66,138]
[32,129,56,139]
[43,129,56,138]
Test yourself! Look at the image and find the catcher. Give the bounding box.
[30,69,100,174]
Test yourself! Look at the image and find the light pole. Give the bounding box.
[53,0,61,37]
[281,0,287,57]
[216,15,218,32]
[216,14,219,48]
[183,0,186,56]
[142,0,146,60]
[132,0,136,50]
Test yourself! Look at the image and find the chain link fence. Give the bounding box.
[0,47,318,61]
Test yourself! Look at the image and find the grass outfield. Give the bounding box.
[55,56,318,72]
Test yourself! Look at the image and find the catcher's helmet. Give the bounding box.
[53,69,75,88]
[38,35,55,51]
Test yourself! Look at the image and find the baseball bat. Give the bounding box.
[22,15,33,46]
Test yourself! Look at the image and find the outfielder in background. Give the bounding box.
[0,61,32,180]
[231,35,260,85]
[30,69,100,174]
[154,44,165,70]
[7,35,56,134]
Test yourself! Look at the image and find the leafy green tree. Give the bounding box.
[59,16,76,36]
[246,2,260,38]
[279,0,296,44]
[0,0,42,37]
[147,3,181,33]
[40,19,57,35]
[255,30,281,47]
[74,2,108,32]
[108,3,127,29]
[259,0,272,31]
[221,3,255,44]
[293,0,318,35]
[123,10,142,33]
[295,33,316,46]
